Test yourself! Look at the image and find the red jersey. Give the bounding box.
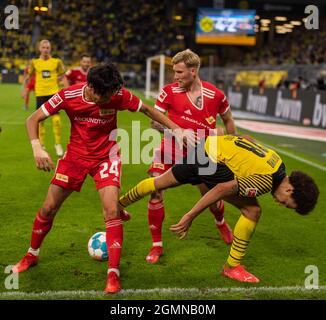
[148,81,231,173]
[155,81,230,135]
[41,83,142,160]
[65,67,88,85]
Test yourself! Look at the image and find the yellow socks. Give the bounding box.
[226,214,257,267]
[38,122,46,146]
[119,178,156,207]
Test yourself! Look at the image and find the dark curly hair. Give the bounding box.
[87,63,124,96]
[289,171,319,215]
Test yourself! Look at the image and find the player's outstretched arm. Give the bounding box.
[26,108,54,172]
[170,179,238,238]
[220,109,236,134]
[139,104,197,147]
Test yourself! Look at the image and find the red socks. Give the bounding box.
[209,200,225,223]
[30,209,54,250]
[105,218,123,271]
[148,200,165,245]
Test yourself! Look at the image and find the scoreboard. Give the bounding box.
[196,8,256,46]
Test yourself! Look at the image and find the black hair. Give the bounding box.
[289,171,319,215]
[87,63,124,96]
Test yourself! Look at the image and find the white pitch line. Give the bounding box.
[0,286,325,298]
[262,143,326,172]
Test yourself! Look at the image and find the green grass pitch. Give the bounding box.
[0,84,325,300]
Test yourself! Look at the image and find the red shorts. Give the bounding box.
[51,152,122,192]
[26,82,35,91]
[148,138,185,175]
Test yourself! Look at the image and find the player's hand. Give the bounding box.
[173,129,198,149]
[170,213,193,239]
[31,140,54,171]
[211,127,225,136]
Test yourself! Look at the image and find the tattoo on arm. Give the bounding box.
[231,182,239,194]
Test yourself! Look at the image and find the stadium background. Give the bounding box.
[0,0,325,300]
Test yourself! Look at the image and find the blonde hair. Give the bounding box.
[39,39,51,48]
[172,49,201,69]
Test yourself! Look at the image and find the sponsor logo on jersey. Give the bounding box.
[184,109,192,115]
[245,188,258,197]
[42,70,51,78]
[48,93,63,109]
[74,116,114,124]
[55,173,69,183]
[100,109,116,116]
[205,116,216,125]
[157,89,167,103]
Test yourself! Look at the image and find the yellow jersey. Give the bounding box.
[205,135,285,197]
[29,57,65,97]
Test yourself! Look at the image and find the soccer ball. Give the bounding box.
[87,232,108,261]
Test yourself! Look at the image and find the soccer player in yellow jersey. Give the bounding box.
[118,133,319,283]
[22,39,65,156]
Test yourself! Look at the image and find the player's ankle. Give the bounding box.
[152,241,163,247]
[216,218,225,225]
[28,248,40,257]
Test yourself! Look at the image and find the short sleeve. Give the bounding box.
[218,93,230,115]
[120,88,142,112]
[237,174,273,197]
[154,86,171,113]
[28,60,35,76]
[57,59,65,75]
[41,90,66,117]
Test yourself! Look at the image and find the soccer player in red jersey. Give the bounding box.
[145,49,237,264]
[62,54,91,87]
[12,63,191,294]
[21,66,35,110]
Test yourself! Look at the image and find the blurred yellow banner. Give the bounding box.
[235,70,288,87]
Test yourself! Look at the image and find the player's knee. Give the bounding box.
[41,204,59,218]
[243,205,261,222]
[150,190,163,202]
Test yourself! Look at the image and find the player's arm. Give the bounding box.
[26,108,54,172]
[170,179,238,238]
[57,59,66,82]
[61,75,70,88]
[220,109,236,134]
[139,104,196,147]
[151,117,166,133]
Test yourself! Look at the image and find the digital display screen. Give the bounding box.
[196,8,256,46]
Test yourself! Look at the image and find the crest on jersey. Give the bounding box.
[48,94,63,109]
[245,188,258,197]
[205,116,216,125]
[157,89,167,103]
[100,109,116,116]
